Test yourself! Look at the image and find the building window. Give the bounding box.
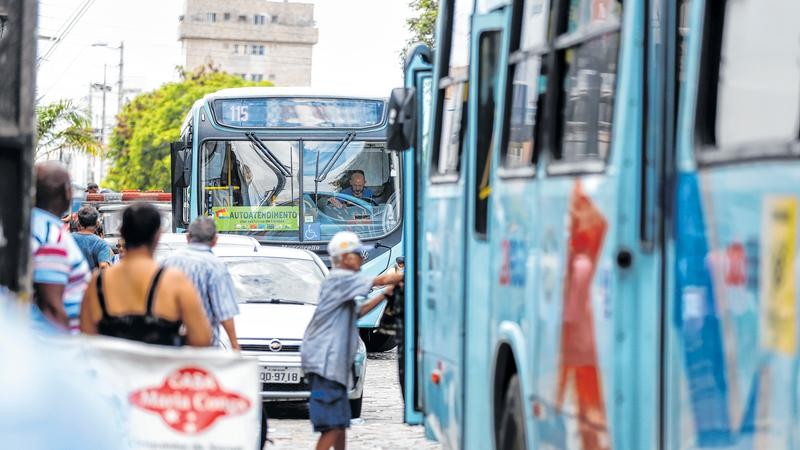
[251,74,264,82]
[238,15,247,23]
[254,15,266,25]
[258,45,265,55]
[207,12,216,23]
[251,45,259,55]
[223,12,231,21]
[271,15,279,23]
[234,44,239,54]
[269,74,276,80]
[237,73,246,80]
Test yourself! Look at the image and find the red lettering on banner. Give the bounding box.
[556,181,611,450]
[129,367,251,434]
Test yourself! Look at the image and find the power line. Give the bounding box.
[37,0,98,67]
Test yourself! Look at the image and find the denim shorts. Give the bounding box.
[307,373,351,432]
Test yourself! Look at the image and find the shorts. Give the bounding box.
[307,373,351,433]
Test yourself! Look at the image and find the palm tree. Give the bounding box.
[35,99,101,160]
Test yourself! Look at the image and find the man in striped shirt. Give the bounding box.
[31,162,90,332]
[162,217,240,349]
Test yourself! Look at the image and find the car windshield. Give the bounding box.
[101,206,171,237]
[200,139,401,242]
[221,257,324,304]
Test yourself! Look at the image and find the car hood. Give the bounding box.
[234,303,317,341]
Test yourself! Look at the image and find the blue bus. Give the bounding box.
[389,0,800,449]
[170,87,405,350]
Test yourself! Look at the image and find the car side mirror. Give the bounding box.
[386,87,416,152]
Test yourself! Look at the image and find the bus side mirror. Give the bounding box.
[386,87,416,152]
[170,142,191,188]
[170,142,192,230]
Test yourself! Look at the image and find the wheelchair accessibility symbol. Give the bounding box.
[303,223,321,240]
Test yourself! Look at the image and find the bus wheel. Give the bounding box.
[495,374,525,450]
[360,329,396,352]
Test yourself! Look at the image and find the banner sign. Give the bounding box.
[212,206,299,231]
[77,336,261,450]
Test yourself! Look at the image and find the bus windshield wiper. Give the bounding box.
[315,131,356,183]
[245,132,292,177]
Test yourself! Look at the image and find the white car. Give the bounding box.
[155,234,368,417]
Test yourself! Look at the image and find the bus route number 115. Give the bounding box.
[229,104,249,122]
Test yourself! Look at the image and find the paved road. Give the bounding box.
[265,350,443,450]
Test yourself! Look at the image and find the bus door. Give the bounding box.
[461,7,510,450]
[391,43,433,425]
[530,0,663,448]
[413,0,474,446]
[667,1,800,449]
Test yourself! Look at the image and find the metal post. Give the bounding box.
[117,41,124,112]
[94,64,108,184]
[0,0,37,296]
[100,64,107,144]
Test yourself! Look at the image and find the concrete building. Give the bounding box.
[179,0,318,86]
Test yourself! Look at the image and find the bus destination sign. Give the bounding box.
[213,97,385,129]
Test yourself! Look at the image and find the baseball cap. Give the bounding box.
[328,231,371,258]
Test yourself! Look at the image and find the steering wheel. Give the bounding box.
[326,192,377,209]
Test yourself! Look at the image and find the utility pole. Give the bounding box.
[88,65,110,183]
[117,41,124,112]
[100,64,107,145]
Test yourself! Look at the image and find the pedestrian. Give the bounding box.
[386,256,405,276]
[30,162,91,332]
[161,216,241,350]
[79,203,211,347]
[110,239,124,265]
[301,231,404,450]
[85,182,99,194]
[72,205,112,270]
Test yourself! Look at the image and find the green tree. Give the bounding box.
[401,0,438,62]
[104,66,271,191]
[36,99,101,160]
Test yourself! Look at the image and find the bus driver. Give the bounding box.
[330,170,373,208]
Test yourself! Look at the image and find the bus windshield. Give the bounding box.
[200,139,401,242]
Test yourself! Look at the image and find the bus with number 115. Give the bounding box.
[170,87,405,351]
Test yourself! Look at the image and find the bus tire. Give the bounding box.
[495,374,525,450]
[350,395,363,419]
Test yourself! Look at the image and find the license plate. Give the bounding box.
[259,366,302,384]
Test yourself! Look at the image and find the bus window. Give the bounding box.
[713,0,800,149]
[552,0,621,165]
[436,83,469,176]
[475,30,502,237]
[200,140,301,240]
[501,0,549,172]
[448,0,473,73]
[431,0,474,180]
[303,141,401,241]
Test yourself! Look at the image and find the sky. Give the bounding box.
[36,0,414,117]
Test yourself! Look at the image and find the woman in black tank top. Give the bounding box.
[79,203,211,347]
[95,266,183,346]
